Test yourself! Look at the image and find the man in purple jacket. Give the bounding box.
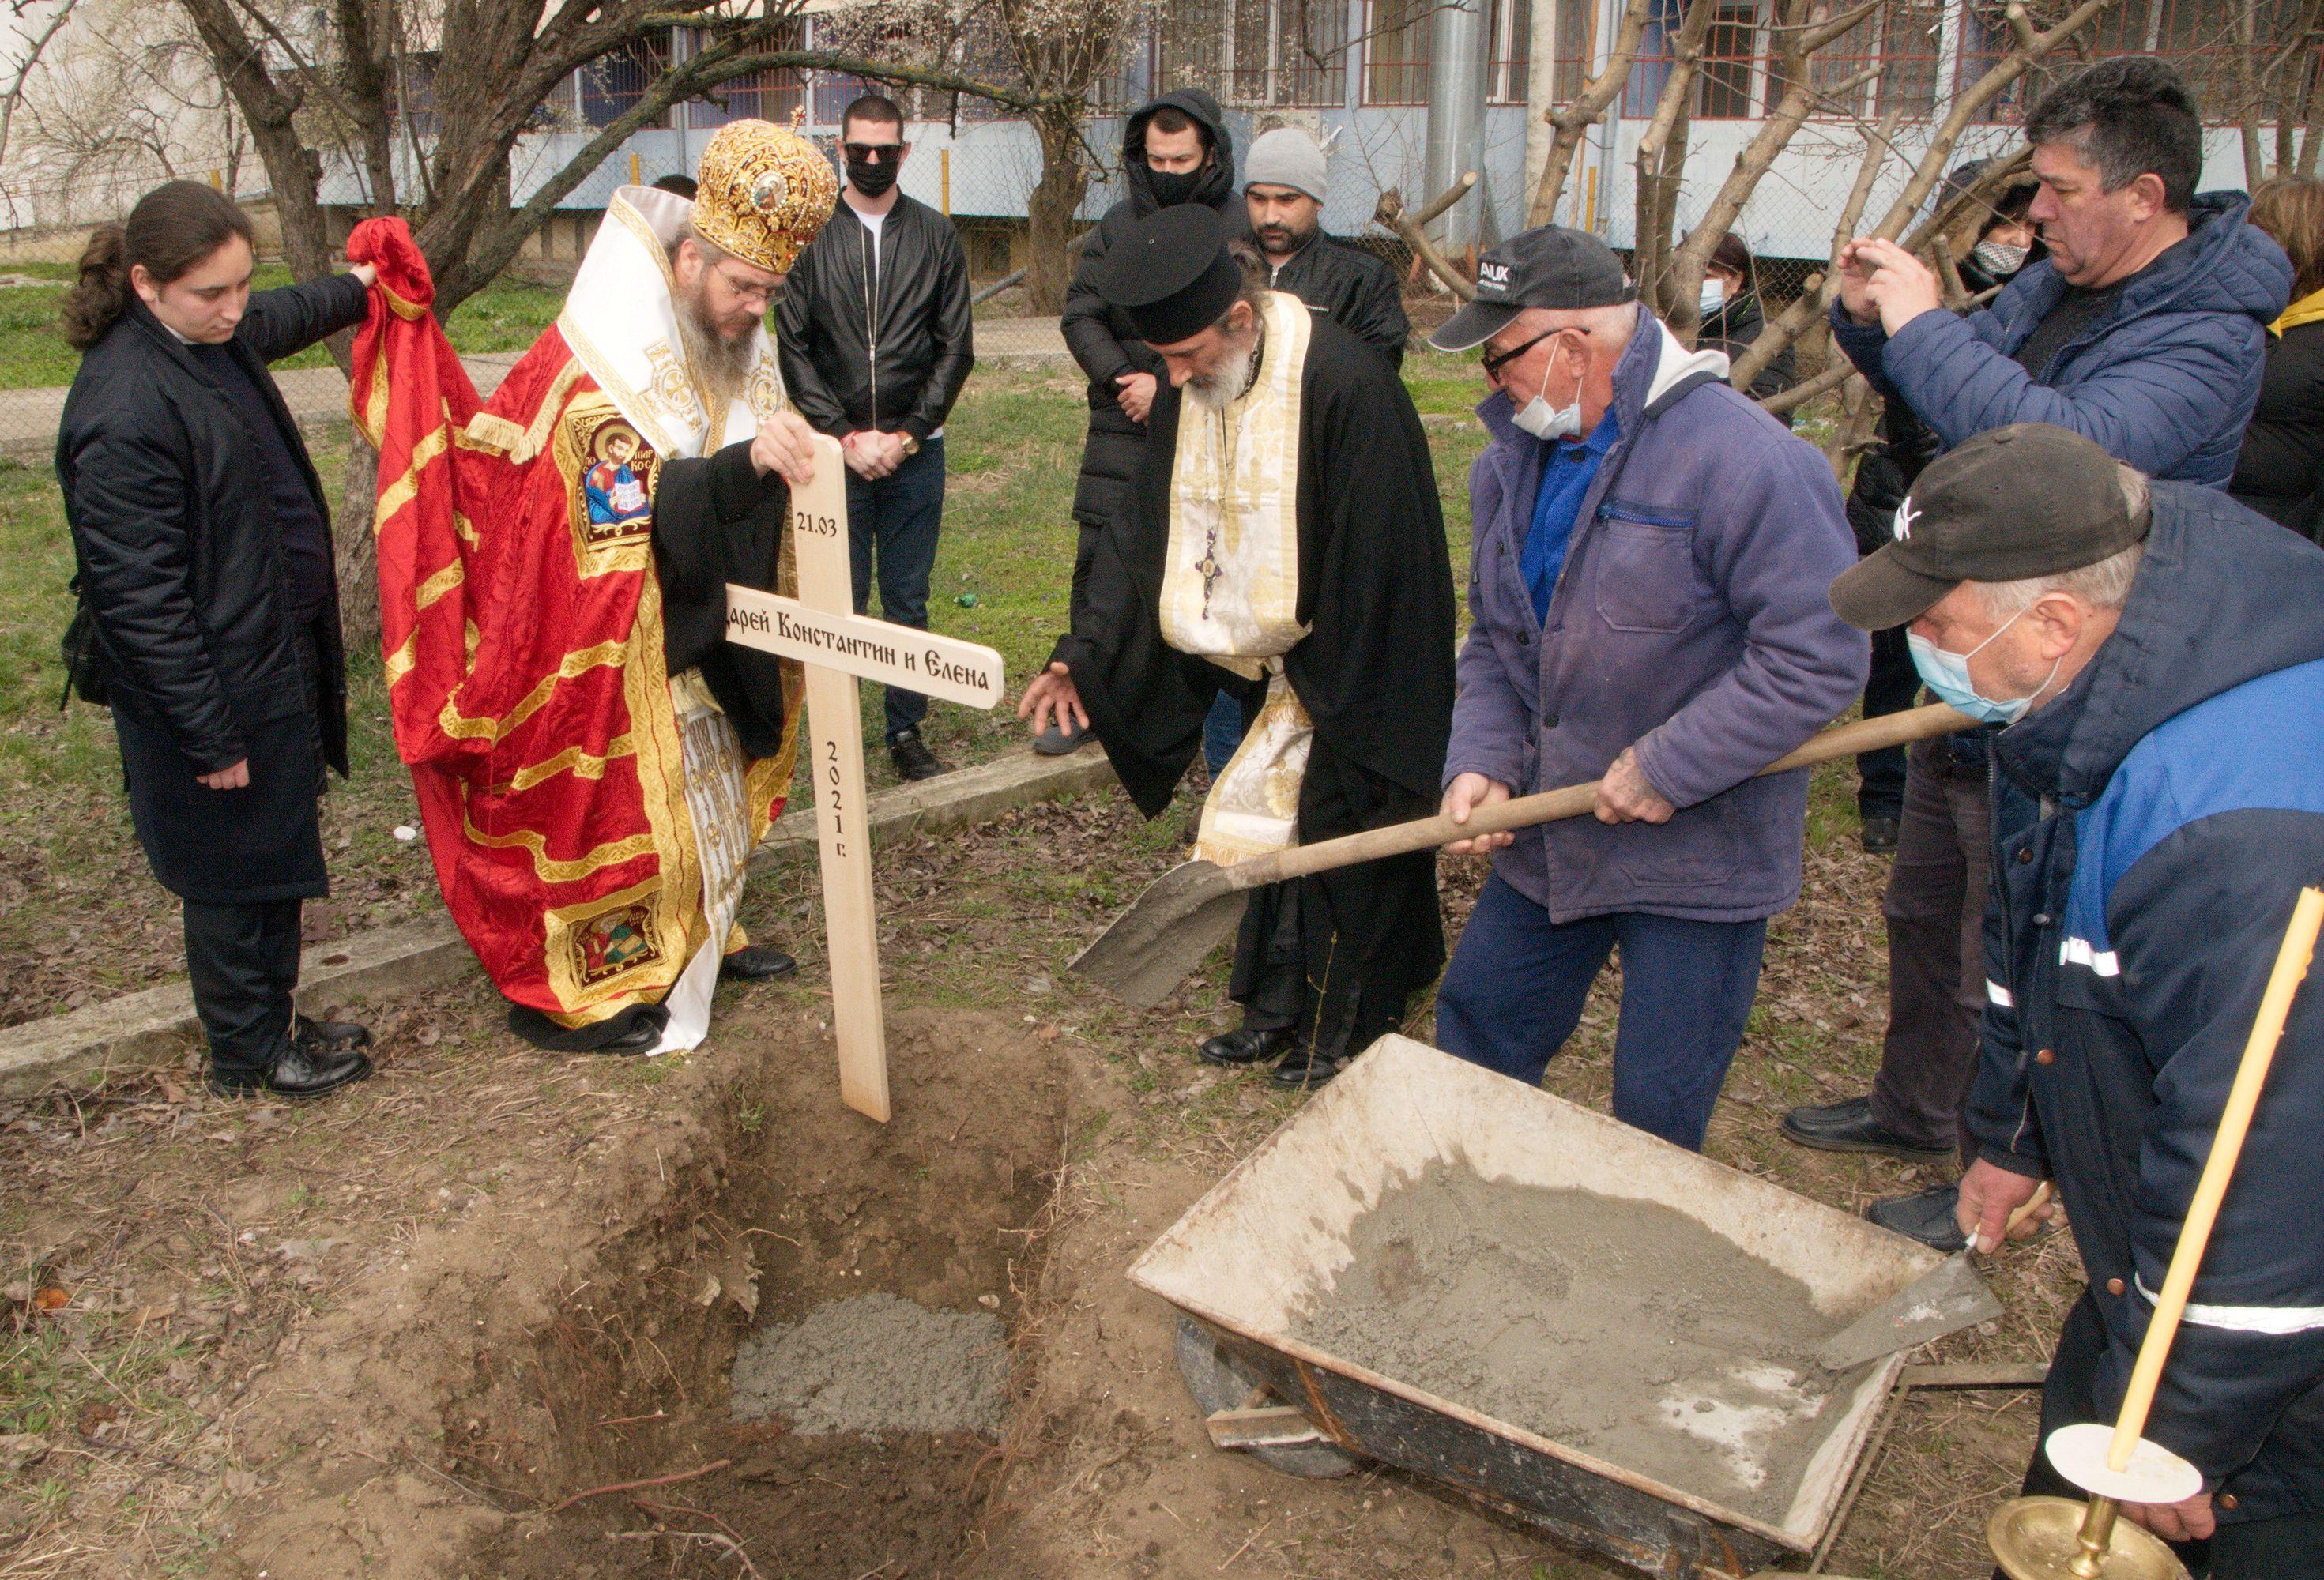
[1430,227,1866,1151]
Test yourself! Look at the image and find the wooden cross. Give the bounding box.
[725,434,1005,1123]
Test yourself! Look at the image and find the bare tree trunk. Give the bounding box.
[1730,104,1898,395]
[1663,0,1879,344]
[1823,372,1879,483]
[1025,107,1089,317]
[1628,0,1715,312]
[1528,0,1652,228]
[2240,0,2269,185]
[2300,11,2324,178]
[1378,175,1482,299]
[334,436,383,652]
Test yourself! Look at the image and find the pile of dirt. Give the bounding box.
[457,1003,1072,1580]
[733,1292,1009,1435]
[1290,1161,1846,1526]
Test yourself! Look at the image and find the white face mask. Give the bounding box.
[1698,279,1726,317]
[1510,335,1584,441]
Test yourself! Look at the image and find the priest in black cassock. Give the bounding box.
[1019,205,1456,1087]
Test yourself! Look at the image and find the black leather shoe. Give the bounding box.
[1033,718,1087,756]
[1199,1026,1294,1066]
[1780,1095,1953,1161]
[1270,1049,1348,1089]
[593,1019,664,1055]
[1866,1183,1968,1252]
[889,729,944,781]
[209,1038,374,1100]
[720,945,798,982]
[296,1013,372,1054]
[1860,815,1900,853]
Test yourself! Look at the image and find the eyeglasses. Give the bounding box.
[1480,326,1560,379]
[842,142,904,164]
[712,268,778,308]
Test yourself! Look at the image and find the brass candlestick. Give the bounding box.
[1986,886,2324,1580]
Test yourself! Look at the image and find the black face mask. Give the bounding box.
[846,156,898,198]
[1147,166,1202,207]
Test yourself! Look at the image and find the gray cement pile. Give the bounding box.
[1290,1163,1848,1526]
[730,1293,1009,1437]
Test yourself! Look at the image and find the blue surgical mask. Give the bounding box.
[1698,280,1725,318]
[1907,609,2060,725]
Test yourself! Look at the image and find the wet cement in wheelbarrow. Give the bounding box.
[1290,1162,1847,1527]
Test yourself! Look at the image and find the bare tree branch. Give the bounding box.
[1527,0,1651,228]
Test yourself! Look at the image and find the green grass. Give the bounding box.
[0,268,564,390]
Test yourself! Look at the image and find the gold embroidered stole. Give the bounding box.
[1158,292,1317,867]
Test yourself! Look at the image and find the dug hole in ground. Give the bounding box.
[193,1006,1553,1580]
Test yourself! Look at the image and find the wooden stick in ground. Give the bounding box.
[2106,886,2324,1473]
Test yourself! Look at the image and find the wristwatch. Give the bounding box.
[895,433,921,458]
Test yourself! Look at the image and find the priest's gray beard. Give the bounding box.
[1183,315,1266,413]
[675,282,758,416]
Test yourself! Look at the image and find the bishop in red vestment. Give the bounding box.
[348,119,838,1054]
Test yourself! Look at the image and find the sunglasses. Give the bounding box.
[1480,326,1562,378]
[842,142,904,164]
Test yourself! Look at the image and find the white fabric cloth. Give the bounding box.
[557,184,786,465]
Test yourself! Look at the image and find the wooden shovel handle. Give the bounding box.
[1230,702,1977,890]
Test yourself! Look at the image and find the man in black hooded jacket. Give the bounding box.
[1045,91,1240,752]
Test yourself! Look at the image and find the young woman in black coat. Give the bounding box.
[2231,179,2324,541]
[56,181,379,1097]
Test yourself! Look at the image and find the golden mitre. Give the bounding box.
[691,118,838,274]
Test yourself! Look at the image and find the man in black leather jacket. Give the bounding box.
[1045,89,1241,754]
[1242,126,1407,369]
[777,94,974,781]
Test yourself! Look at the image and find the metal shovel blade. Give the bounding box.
[1068,860,1251,1010]
[1815,1251,2004,1371]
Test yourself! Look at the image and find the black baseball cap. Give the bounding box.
[1428,225,1637,352]
[1829,424,2152,630]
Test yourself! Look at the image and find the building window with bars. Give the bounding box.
[1487,0,1532,103]
[1155,0,1350,106]
[579,32,672,129]
[684,23,807,129]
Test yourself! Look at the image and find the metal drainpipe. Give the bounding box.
[1422,0,1492,253]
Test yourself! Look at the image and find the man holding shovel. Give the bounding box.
[1020,205,1456,1089]
[1830,423,2324,1570]
[1427,225,1864,1152]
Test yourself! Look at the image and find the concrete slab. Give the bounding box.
[0,747,1118,1097]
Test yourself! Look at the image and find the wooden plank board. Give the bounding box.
[726,584,1003,709]
[789,437,889,1123]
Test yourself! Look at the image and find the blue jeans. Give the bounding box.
[1202,691,1247,777]
[1434,872,1767,1151]
[845,436,945,742]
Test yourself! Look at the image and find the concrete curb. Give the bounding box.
[0,747,1118,1097]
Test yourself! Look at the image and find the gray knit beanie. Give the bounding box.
[1244,127,1328,204]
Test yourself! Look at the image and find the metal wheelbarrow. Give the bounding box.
[1128,1036,1953,1579]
